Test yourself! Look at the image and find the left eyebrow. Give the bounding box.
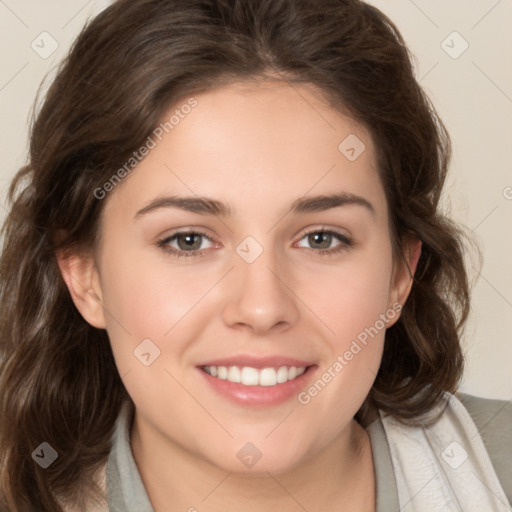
[289,192,375,216]
[133,192,375,220]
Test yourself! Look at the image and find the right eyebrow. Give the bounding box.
[134,196,231,219]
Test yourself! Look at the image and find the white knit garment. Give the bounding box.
[380,392,510,512]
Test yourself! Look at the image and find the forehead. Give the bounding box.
[103,80,386,221]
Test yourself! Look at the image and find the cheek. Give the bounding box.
[296,240,394,399]
[301,244,394,345]
[294,268,391,437]
[98,245,222,364]
[97,255,216,415]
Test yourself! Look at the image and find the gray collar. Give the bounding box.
[106,400,399,511]
[106,401,153,511]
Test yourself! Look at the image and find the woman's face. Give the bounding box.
[63,80,415,474]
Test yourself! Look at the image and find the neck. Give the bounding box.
[130,412,375,512]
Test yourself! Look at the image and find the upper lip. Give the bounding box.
[198,355,316,369]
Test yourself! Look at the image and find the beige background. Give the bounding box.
[1,0,510,400]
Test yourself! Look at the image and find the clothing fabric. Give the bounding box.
[99,392,511,511]
[379,392,509,511]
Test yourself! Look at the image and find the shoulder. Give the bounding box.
[456,392,512,504]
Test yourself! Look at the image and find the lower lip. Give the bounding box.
[197,366,317,407]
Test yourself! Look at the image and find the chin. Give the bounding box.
[201,438,311,476]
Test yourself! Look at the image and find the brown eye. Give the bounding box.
[175,233,203,251]
[296,229,352,255]
[307,232,334,250]
[157,230,215,259]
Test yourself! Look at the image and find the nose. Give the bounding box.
[221,244,300,336]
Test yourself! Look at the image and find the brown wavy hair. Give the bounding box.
[0,0,473,510]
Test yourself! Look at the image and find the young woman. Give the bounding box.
[0,0,510,511]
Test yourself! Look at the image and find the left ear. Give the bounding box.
[386,237,422,327]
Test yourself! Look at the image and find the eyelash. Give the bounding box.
[156,228,353,259]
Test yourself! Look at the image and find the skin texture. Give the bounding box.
[58,80,421,511]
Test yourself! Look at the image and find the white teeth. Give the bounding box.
[203,365,307,386]
[227,366,241,383]
[276,366,288,383]
[259,367,277,386]
[241,367,259,385]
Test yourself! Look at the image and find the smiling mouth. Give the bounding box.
[201,365,310,387]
